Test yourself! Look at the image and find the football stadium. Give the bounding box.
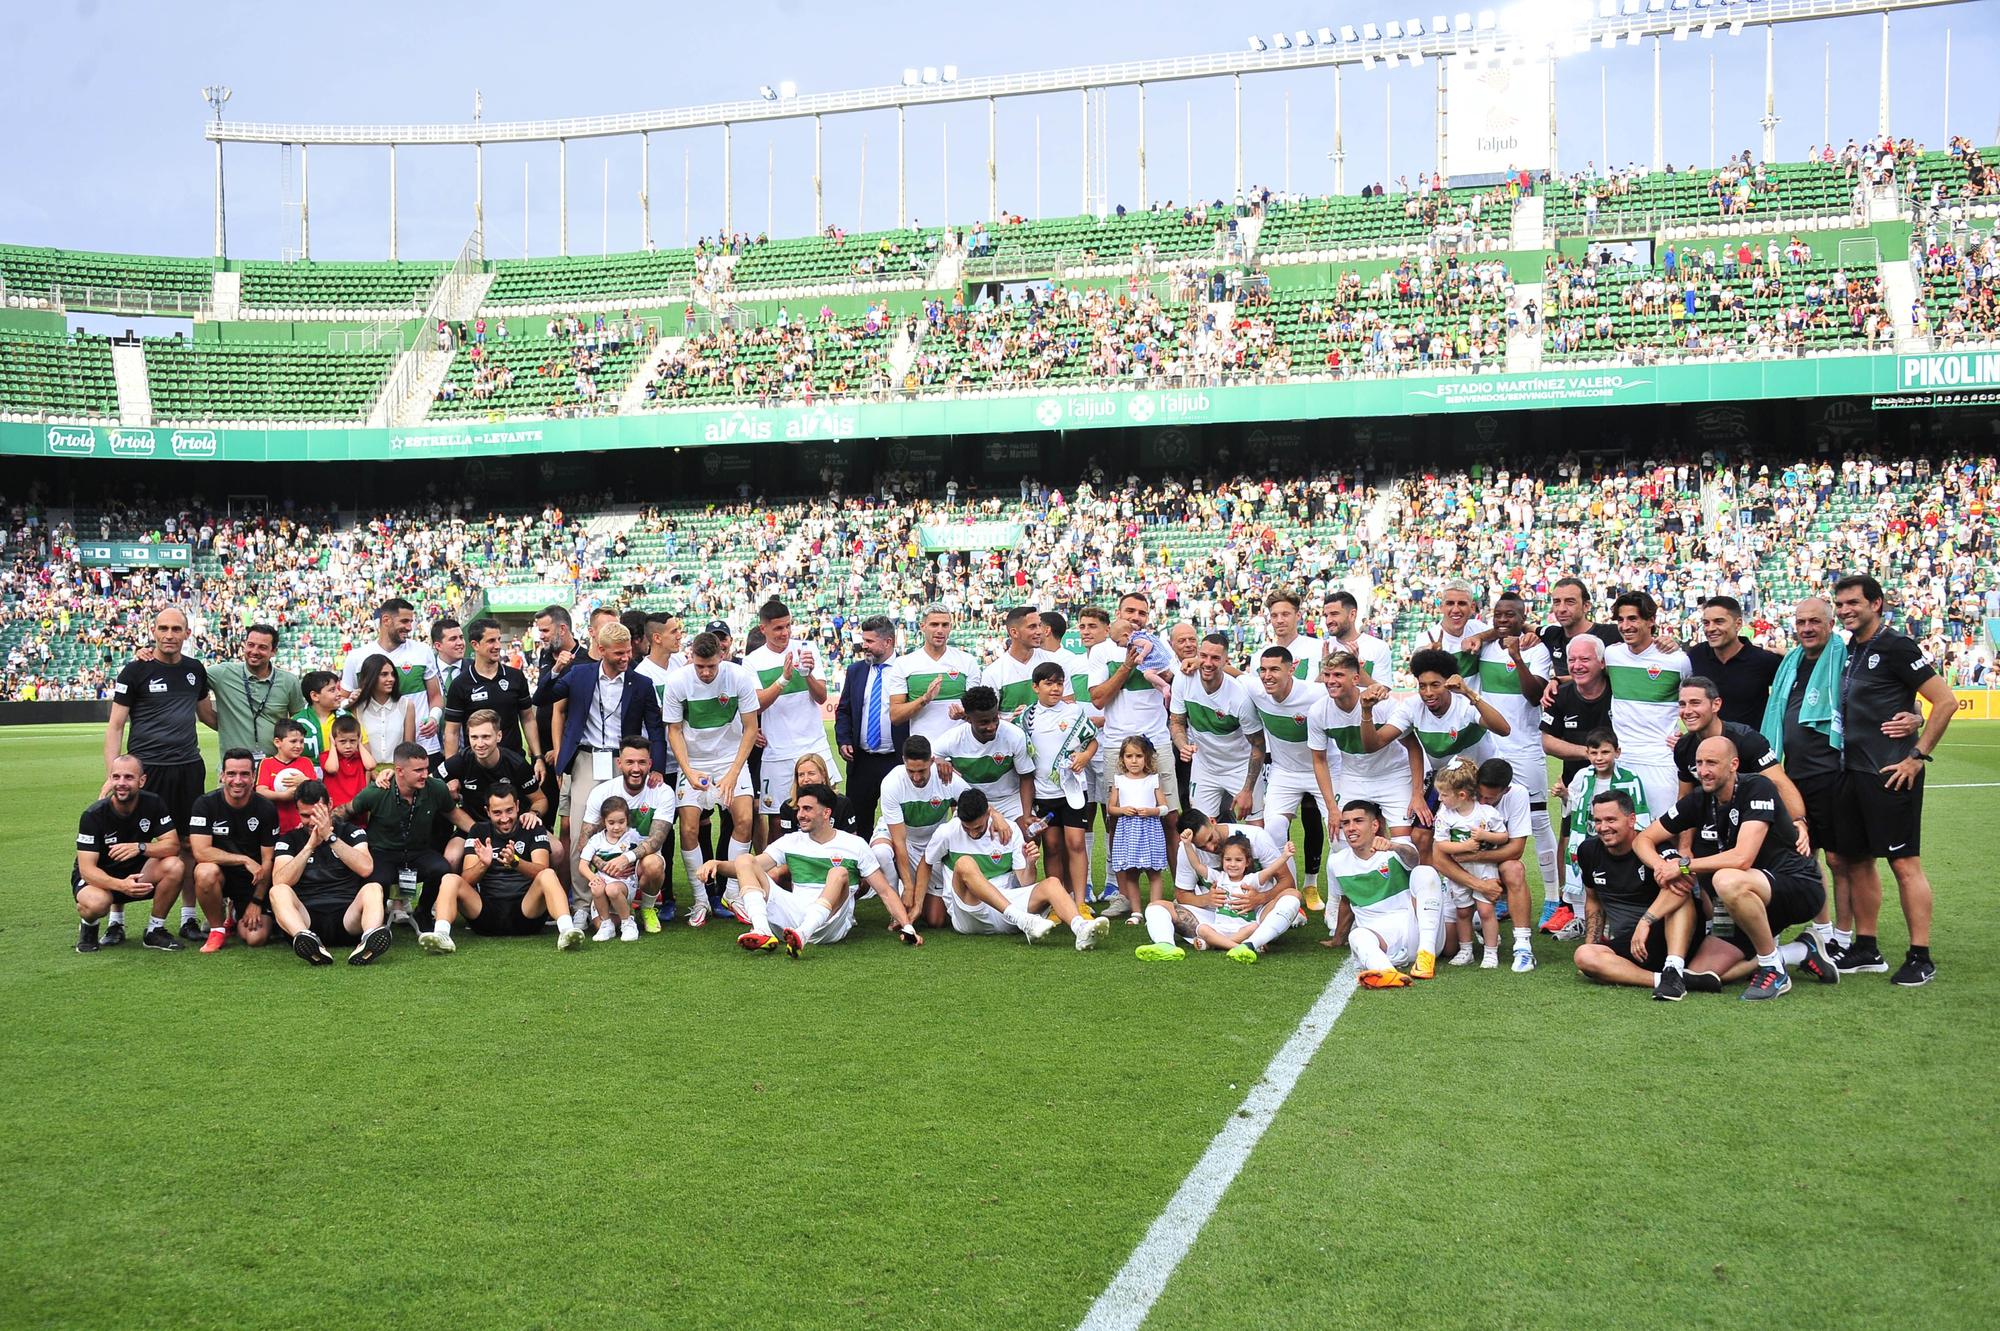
[4,1,1998,1326]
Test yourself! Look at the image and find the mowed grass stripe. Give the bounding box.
[1139,722,2000,1331]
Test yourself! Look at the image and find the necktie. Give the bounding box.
[865,663,886,752]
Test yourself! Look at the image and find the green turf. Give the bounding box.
[2,723,1995,1330]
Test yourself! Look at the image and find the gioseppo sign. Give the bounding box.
[41,426,219,459]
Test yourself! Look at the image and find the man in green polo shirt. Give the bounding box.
[206,625,305,761]
[336,741,467,929]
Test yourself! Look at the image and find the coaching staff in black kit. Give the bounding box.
[1830,575,1958,987]
[103,607,213,942]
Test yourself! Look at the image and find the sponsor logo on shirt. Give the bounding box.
[1750,799,1774,811]
[148,680,169,693]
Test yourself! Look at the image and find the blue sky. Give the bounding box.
[1,1,1990,263]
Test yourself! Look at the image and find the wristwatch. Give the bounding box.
[1911,749,1934,762]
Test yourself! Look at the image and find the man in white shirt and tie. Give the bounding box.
[838,616,905,837]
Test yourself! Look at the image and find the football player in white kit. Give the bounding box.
[1324,800,1449,989]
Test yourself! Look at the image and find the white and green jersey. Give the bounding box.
[582,778,674,836]
[981,648,1066,716]
[1476,639,1553,758]
[888,647,981,741]
[1332,632,1395,685]
[764,829,881,888]
[1602,640,1691,763]
[1020,700,1097,801]
[1087,639,1170,743]
[1245,677,1321,776]
[660,661,762,770]
[1058,649,1097,722]
[1563,764,1651,855]
[1174,820,1288,892]
[1434,801,1504,880]
[877,766,966,853]
[1169,670,1262,788]
[634,656,683,773]
[1434,618,1491,683]
[922,819,1031,885]
[743,643,828,759]
[1327,842,1419,922]
[1308,693,1409,786]
[1254,633,1325,682]
[933,719,1034,806]
[1395,691,1494,773]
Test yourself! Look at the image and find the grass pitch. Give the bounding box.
[2,722,1996,1330]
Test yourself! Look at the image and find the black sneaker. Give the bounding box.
[101,921,127,947]
[141,925,185,952]
[177,917,207,944]
[1652,967,1687,1002]
[292,930,334,966]
[1682,969,1724,994]
[1837,942,1889,974]
[348,926,393,966]
[1742,965,1792,1001]
[76,922,101,954]
[1796,932,1842,985]
[1891,951,1935,987]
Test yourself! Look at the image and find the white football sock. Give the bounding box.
[1756,949,1785,973]
[1143,902,1177,947]
[1247,894,1303,951]
[106,907,125,926]
[556,913,575,933]
[726,837,752,863]
[682,851,706,899]
[1777,940,1808,966]
[743,891,772,935]
[1665,953,1685,972]
[1531,808,1559,901]
[799,901,830,940]
[1409,866,1444,954]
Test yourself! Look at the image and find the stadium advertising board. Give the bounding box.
[1445,57,1551,176]
[76,542,191,569]
[1872,351,2000,410]
[1,353,1918,463]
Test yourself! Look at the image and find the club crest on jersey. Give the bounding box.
[185,672,197,686]
[1376,864,1392,877]
[1293,714,1306,725]
[1867,654,1881,669]
[499,679,510,690]
[139,819,152,832]
[1646,666,1662,679]
[718,694,733,704]
[1729,808,1741,826]
[247,817,260,831]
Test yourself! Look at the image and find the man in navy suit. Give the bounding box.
[547,622,668,856]
[835,615,906,838]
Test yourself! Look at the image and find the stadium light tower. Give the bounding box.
[203,85,231,258]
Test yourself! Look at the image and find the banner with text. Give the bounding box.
[1446,56,1550,177]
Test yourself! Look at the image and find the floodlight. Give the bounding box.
[1318,27,1335,44]
[1673,25,1689,40]
[1455,12,1471,31]
[1341,25,1359,42]
[1408,19,1425,37]
[1386,20,1403,38]
[1363,23,1381,39]
[1702,20,1717,36]
[1274,32,1292,48]
[1362,53,1378,69]
[1599,0,1615,14]
[903,68,919,86]
[921,66,938,83]
[780,80,798,98]
[1477,11,1495,31]
[1627,29,1640,44]
[1248,35,1268,50]
[758,84,776,100]
[1296,30,1313,47]
[1729,18,1744,34]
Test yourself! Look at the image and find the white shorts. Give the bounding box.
[971,789,1024,823]
[757,746,836,815]
[1188,765,1254,819]
[1184,904,1260,939]
[868,831,937,895]
[1625,759,1680,832]
[1348,898,1447,968]
[1261,769,1327,834]
[1496,748,1550,803]
[947,879,1032,935]
[676,766,754,812]
[1338,774,1417,827]
[765,883,855,944]
[1442,871,1500,911]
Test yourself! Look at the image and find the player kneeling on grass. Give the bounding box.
[187,748,280,952]
[73,754,187,954]
[420,781,583,954]
[1143,809,1303,962]
[1630,737,1837,1002]
[1571,789,1707,1001]
[269,780,391,966]
[1146,832,1297,963]
[928,788,1109,950]
[699,782,924,956]
[1429,759,1510,969]
[1325,800,1448,989]
[578,796,644,943]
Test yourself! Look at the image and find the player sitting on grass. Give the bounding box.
[697,782,924,957]
[868,735,967,932]
[72,754,187,954]
[420,781,583,954]
[1140,812,1304,963]
[269,779,390,966]
[578,796,643,943]
[1325,799,1448,989]
[187,749,280,952]
[1429,759,1509,969]
[1179,833,1297,960]
[926,788,1109,949]
[1571,789,1707,1001]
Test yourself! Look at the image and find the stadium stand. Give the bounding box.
[432,314,650,417]
[144,337,398,422]
[0,245,212,310]
[484,249,700,308]
[1547,157,1867,235]
[1258,185,1515,259]
[960,207,1244,277]
[1252,260,1512,373]
[1915,235,1999,344]
[0,331,119,419]
[728,227,941,289]
[640,305,896,405]
[236,260,447,312]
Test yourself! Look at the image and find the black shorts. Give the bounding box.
[1035,798,1090,831]
[144,760,206,833]
[216,865,259,912]
[468,885,544,937]
[295,897,363,945]
[1795,775,1842,860]
[1604,910,1709,973]
[71,870,157,903]
[1715,872,1827,958]
[1830,769,1924,860]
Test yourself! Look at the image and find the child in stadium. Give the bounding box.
[1186,832,1296,952]
[1554,727,1650,907]
[292,669,373,776]
[1431,760,1510,969]
[579,796,643,943]
[1107,736,1169,918]
[255,717,318,833]
[319,715,370,819]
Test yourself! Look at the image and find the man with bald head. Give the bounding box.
[104,606,215,941]
[1634,735,1835,1001]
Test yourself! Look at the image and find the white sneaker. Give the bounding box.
[388,900,415,928]
[1072,915,1111,951]
[1013,911,1055,943]
[686,892,710,929]
[557,925,585,950]
[1479,950,1499,970]
[620,918,640,942]
[1511,945,1537,973]
[1448,945,1475,967]
[572,903,594,934]
[592,920,617,943]
[418,930,454,954]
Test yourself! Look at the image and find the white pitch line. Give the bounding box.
[1077,958,1361,1331]
[1930,781,2000,788]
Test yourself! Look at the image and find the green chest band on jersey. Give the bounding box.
[900,797,954,827]
[756,665,813,696]
[1477,658,1525,696]
[1338,857,1410,908]
[783,852,848,886]
[683,696,741,729]
[1606,663,1682,704]
[996,678,1037,712]
[907,671,968,701]
[1184,699,1241,736]
[1321,723,1364,754]
[953,851,1015,878]
[1416,721,1487,757]
[952,753,1013,784]
[1258,709,1311,744]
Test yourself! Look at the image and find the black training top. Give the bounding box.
[74,791,176,879]
[438,747,538,821]
[1672,720,1781,787]
[1656,772,1816,883]
[1839,629,1936,774]
[443,663,535,752]
[274,822,370,904]
[1541,681,1613,783]
[1574,837,1654,937]
[114,655,210,765]
[1780,660,1842,785]
[186,790,281,861]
